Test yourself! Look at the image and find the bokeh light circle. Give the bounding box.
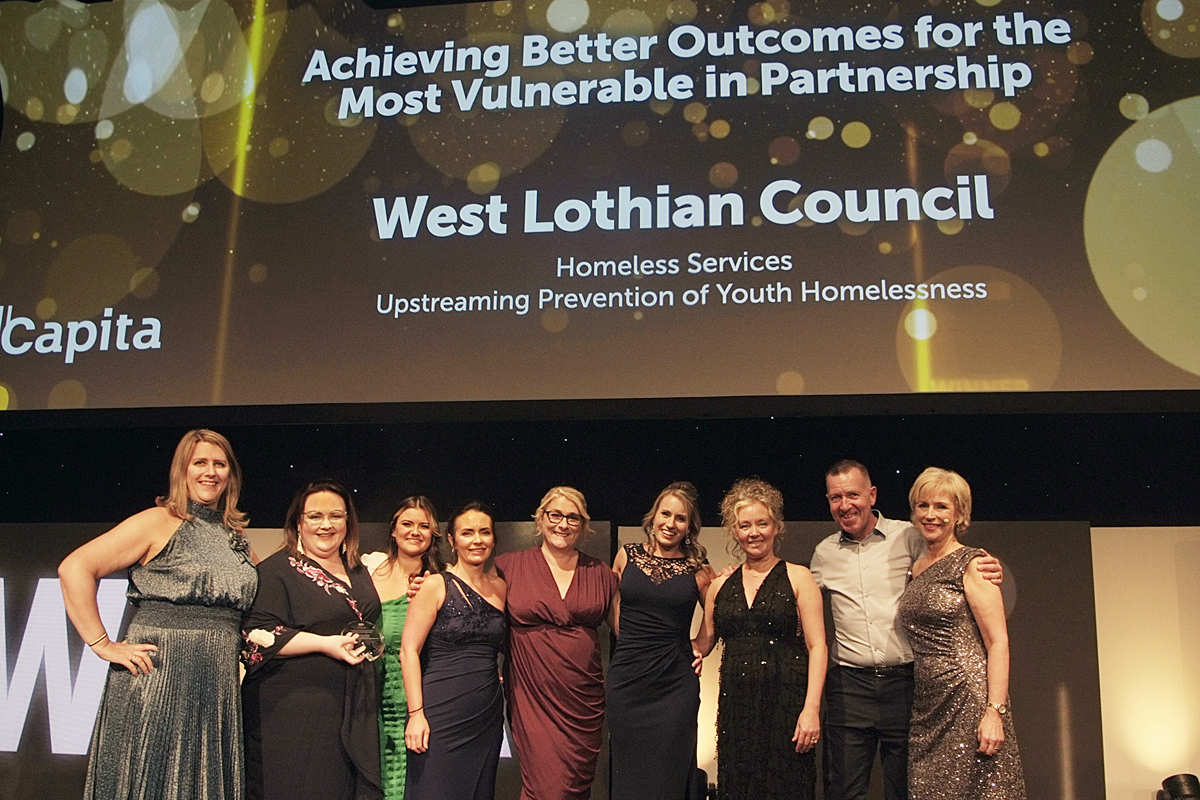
[768,136,800,166]
[709,162,738,189]
[1143,0,1200,57]
[45,234,140,318]
[1120,93,1151,120]
[1135,138,1173,172]
[895,266,1062,392]
[542,309,569,332]
[904,308,937,341]
[841,123,871,149]
[775,371,805,394]
[1156,0,1184,21]
[807,116,833,140]
[48,379,87,409]
[1085,95,1200,377]
[546,0,590,33]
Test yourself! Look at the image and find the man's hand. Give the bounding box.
[974,552,1003,585]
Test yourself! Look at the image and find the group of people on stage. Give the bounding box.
[59,430,1026,800]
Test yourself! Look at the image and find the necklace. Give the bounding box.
[743,557,779,580]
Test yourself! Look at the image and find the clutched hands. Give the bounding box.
[326,634,368,664]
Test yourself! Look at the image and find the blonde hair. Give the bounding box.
[720,478,786,554]
[641,481,707,570]
[156,429,247,532]
[908,467,973,533]
[534,486,595,540]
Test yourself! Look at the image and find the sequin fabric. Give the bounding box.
[626,541,699,584]
[897,547,1026,800]
[424,571,508,653]
[713,561,814,800]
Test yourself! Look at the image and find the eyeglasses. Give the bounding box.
[303,511,348,526]
[545,510,584,528]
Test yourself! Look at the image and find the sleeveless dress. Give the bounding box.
[405,571,508,800]
[85,501,258,800]
[607,543,702,800]
[241,552,383,800]
[897,547,1026,800]
[497,547,617,800]
[712,561,814,800]
[379,596,410,800]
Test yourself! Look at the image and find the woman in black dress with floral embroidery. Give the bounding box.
[242,482,383,800]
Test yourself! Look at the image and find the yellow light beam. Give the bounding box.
[904,122,933,392]
[212,0,268,405]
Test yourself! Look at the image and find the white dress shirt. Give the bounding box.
[809,512,926,668]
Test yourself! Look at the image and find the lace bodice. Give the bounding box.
[625,542,700,585]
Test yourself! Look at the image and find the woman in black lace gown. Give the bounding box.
[693,479,827,800]
[400,502,508,800]
[607,482,714,800]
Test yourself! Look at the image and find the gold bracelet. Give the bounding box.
[86,633,109,648]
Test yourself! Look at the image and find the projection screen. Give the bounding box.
[1,0,1198,409]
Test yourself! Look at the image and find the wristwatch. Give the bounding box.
[987,702,1007,714]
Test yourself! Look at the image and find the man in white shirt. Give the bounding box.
[809,459,998,800]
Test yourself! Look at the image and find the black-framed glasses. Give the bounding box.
[545,510,584,528]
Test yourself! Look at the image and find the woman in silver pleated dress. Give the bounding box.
[59,429,258,800]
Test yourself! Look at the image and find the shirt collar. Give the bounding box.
[838,511,884,543]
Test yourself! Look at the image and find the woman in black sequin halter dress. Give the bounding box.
[692,478,827,800]
[897,468,1025,800]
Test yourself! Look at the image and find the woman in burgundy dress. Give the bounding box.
[496,487,619,800]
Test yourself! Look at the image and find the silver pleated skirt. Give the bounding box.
[84,601,246,800]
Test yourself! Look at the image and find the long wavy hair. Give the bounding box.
[156,429,247,532]
[641,481,707,571]
[378,495,443,576]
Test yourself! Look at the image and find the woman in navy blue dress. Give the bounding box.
[400,502,508,800]
[607,482,714,800]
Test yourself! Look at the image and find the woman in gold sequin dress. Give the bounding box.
[896,468,1025,800]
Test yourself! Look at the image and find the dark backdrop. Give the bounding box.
[2,394,1197,530]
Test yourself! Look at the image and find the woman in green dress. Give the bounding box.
[369,496,444,800]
